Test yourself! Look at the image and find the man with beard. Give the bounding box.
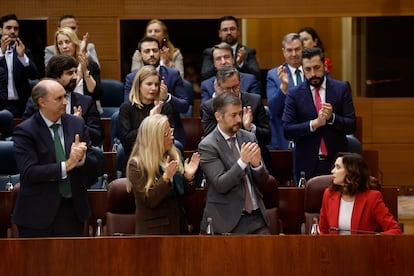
[198,92,270,235]
[124,36,189,148]
[201,16,261,82]
[0,14,38,117]
[23,55,104,147]
[267,33,304,150]
[283,47,356,180]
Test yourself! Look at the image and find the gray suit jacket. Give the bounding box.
[198,128,269,234]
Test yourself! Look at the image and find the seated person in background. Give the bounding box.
[131,19,184,78]
[126,114,200,234]
[298,26,332,74]
[0,13,39,118]
[124,36,190,148]
[23,55,104,147]
[54,27,103,113]
[319,152,401,235]
[201,15,261,82]
[201,42,261,105]
[119,65,174,172]
[45,14,99,68]
[201,65,271,173]
[198,92,269,235]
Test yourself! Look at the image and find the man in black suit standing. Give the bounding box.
[13,79,98,237]
[200,65,271,173]
[201,16,261,82]
[0,14,38,117]
[23,54,104,147]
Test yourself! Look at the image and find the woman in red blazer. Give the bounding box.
[319,152,401,234]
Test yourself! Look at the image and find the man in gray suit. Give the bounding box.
[198,92,269,235]
[44,14,99,67]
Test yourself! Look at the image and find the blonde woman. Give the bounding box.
[54,27,102,111]
[119,65,174,166]
[131,19,184,78]
[126,114,200,234]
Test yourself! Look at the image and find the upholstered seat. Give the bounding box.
[100,79,124,118]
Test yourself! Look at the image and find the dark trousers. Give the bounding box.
[18,198,84,238]
[230,209,269,235]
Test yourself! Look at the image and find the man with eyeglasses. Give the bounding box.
[124,36,190,148]
[200,42,261,105]
[266,33,304,151]
[201,16,261,82]
[44,14,100,68]
[200,65,272,173]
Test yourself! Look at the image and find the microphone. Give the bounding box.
[329,227,381,234]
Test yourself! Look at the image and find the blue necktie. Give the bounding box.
[51,124,71,197]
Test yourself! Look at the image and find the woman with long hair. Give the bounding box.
[319,152,401,234]
[131,19,184,78]
[126,114,200,234]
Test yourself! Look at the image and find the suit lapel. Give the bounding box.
[351,192,367,230]
[61,115,74,158]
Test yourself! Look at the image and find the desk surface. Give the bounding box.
[2,235,414,276]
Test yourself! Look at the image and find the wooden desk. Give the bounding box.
[2,235,414,275]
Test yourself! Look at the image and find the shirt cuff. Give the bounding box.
[17,54,30,66]
[162,93,171,103]
[237,158,248,170]
[327,113,336,125]
[61,161,68,179]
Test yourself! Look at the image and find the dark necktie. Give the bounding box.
[229,137,253,213]
[51,123,71,197]
[314,87,328,156]
[295,69,302,85]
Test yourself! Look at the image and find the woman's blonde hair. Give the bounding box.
[129,65,160,108]
[126,114,183,193]
[146,19,178,61]
[54,27,81,57]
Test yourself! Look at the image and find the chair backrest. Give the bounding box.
[346,134,362,154]
[0,141,19,175]
[303,175,332,234]
[269,150,293,186]
[105,178,136,235]
[100,79,124,118]
[181,117,203,151]
[0,110,14,140]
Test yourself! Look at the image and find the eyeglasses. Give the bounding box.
[221,84,240,93]
[164,128,174,137]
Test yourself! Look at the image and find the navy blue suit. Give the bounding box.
[266,64,298,150]
[23,92,104,147]
[282,77,356,179]
[124,66,190,146]
[201,72,261,105]
[12,112,98,231]
[0,48,38,117]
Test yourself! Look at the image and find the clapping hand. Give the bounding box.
[240,142,261,168]
[67,134,87,171]
[184,152,200,180]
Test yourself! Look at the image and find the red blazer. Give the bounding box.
[319,189,401,234]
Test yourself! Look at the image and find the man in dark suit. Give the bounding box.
[0,14,38,117]
[201,42,261,105]
[199,92,269,235]
[23,55,104,147]
[124,36,190,147]
[201,16,261,82]
[201,65,271,173]
[283,47,356,181]
[13,79,98,237]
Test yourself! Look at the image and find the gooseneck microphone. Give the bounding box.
[329,227,381,234]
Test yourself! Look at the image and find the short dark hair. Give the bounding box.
[1,14,18,28]
[213,92,241,115]
[58,14,77,27]
[218,16,238,29]
[46,54,79,79]
[216,65,240,84]
[211,42,233,57]
[137,36,160,51]
[301,47,325,64]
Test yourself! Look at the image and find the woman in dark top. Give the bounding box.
[119,65,174,163]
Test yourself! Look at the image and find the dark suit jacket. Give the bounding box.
[282,77,356,179]
[200,44,261,81]
[200,72,261,105]
[266,63,297,150]
[23,92,104,147]
[82,57,102,102]
[0,48,38,116]
[198,128,269,234]
[319,189,401,234]
[124,66,190,146]
[12,112,98,229]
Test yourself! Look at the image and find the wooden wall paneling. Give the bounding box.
[353,97,374,143]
